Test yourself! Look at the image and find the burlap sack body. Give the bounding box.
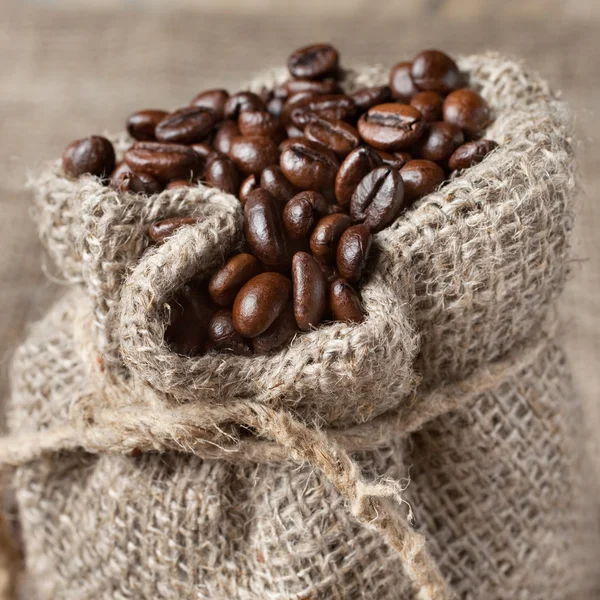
[4,53,593,598]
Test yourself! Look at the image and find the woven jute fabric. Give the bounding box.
[1,52,596,598]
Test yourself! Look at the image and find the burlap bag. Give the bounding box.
[0,53,595,599]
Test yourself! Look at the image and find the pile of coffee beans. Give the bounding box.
[62,45,497,356]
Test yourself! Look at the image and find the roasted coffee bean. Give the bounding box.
[350,166,404,231]
[283,191,341,240]
[208,253,263,307]
[443,89,490,138]
[252,303,297,354]
[62,135,115,179]
[336,225,372,283]
[411,50,460,93]
[224,91,266,120]
[375,150,412,170]
[191,89,229,121]
[309,213,352,264]
[334,146,383,207]
[148,216,200,243]
[112,170,163,195]
[110,161,132,184]
[208,310,253,355]
[290,94,356,128]
[410,91,443,123]
[155,106,218,144]
[267,96,285,118]
[213,120,242,155]
[389,61,420,102]
[238,110,280,139]
[244,189,289,269]
[191,142,212,161]
[413,122,464,162]
[287,43,339,80]
[239,174,259,205]
[280,138,339,191]
[304,117,360,158]
[448,139,498,170]
[357,103,426,151]
[204,156,240,195]
[260,165,298,208]
[400,159,446,203]
[330,279,364,323]
[126,109,168,141]
[351,86,392,111]
[318,261,340,284]
[280,91,314,126]
[229,136,280,175]
[291,252,327,330]
[282,79,342,96]
[125,142,201,183]
[232,272,293,337]
[166,179,192,189]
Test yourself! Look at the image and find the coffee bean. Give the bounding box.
[252,303,297,354]
[400,159,446,203]
[334,146,382,208]
[351,86,392,111]
[260,165,299,208]
[110,161,132,183]
[283,191,341,240]
[350,166,404,231]
[389,61,420,102]
[229,136,279,175]
[191,89,229,121]
[282,79,342,96]
[224,91,266,120]
[287,43,339,80]
[411,50,460,93]
[155,106,218,145]
[358,103,426,151]
[318,261,340,284]
[204,156,240,195]
[208,309,252,355]
[232,272,293,337]
[292,252,328,330]
[112,170,163,195]
[448,139,498,170]
[375,150,412,171]
[62,136,116,179]
[239,174,259,205]
[125,142,202,183]
[304,117,360,159]
[336,225,373,283]
[330,279,364,323]
[213,120,242,155]
[280,91,314,126]
[244,189,289,269]
[309,213,352,264]
[238,110,280,139]
[410,91,443,123]
[126,110,168,141]
[443,89,490,138]
[280,138,339,191]
[413,122,464,162]
[290,94,356,128]
[166,179,192,190]
[208,252,263,307]
[148,216,200,243]
[191,142,212,161]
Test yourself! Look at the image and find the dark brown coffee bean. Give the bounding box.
[291,252,328,330]
[389,62,420,102]
[126,110,168,141]
[148,216,200,243]
[208,253,263,307]
[290,94,356,128]
[330,279,364,323]
[413,122,464,162]
[191,142,212,161]
[443,89,490,138]
[336,225,372,283]
[125,142,201,183]
[110,161,132,184]
[238,110,280,139]
[280,91,314,126]
[228,136,279,175]
[213,120,241,155]
[334,146,383,208]
[448,139,498,170]
[358,103,425,151]
[166,179,192,190]
[224,92,266,120]
[112,170,163,195]
[191,89,229,121]
[318,261,340,284]
[400,159,446,203]
[252,303,297,354]
[260,165,299,208]
[204,156,240,196]
[62,136,115,179]
[287,43,339,80]
[283,191,341,240]
[208,310,252,355]
[411,50,460,93]
[283,79,342,96]
[280,138,339,191]
[350,166,404,231]
[351,86,392,111]
[375,150,412,171]
[232,272,292,337]
[410,91,443,123]
[239,174,259,206]
[309,213,352,264]
[155,107,218,145]
[304,117,360,159]
[244,189,289,269]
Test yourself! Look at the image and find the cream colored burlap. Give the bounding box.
[1,53,594,598]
